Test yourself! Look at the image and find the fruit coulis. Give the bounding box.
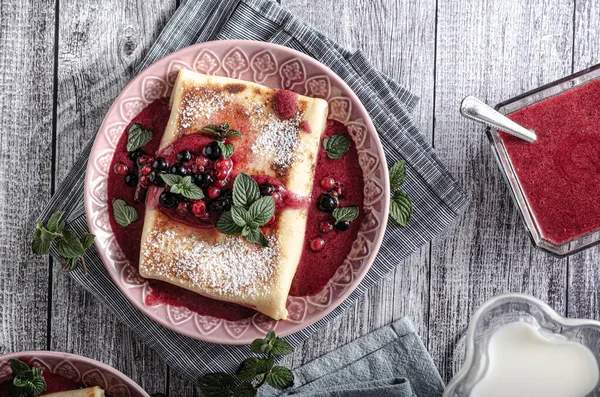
[0,367,83,396]
[107,98,364,320]
[500,78,600,245]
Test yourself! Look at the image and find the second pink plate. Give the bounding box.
[84,40,389,344]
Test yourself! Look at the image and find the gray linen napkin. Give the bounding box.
[39,0,467,387]
[263,318,444,397]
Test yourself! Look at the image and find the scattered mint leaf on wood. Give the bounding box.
[199,331,294,397]
[199,373,237,397]
[55,230,85,259]
[266,366,294,390]
[127,124,153,152]
[332,206,359,224]
[233,383,257,397]
[31,212,95,274]
[112,199,139,227]
[8,359,47,397]
[390,191,413,226]
[160,174,204,199]
[389,160,406,190]
[217,141,235,159]
[323,135,351,159]
[203,122,242,141]
[388,160,413,226]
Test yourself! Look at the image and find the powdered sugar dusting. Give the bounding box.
[178,86,232,129]
[141,229,279,297]
[250,105,303,169]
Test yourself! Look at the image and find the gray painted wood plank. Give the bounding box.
[0,0,55,353]
[429,0,574,381]
[50,0,176,393]
[566,0,600,321]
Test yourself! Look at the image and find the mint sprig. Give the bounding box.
[203,122,242,141]
[127,124,153,152]
[389,160,413,226]
[31,211,95,273]
[160,174,205,200]
[217,141,235,159]
[199,331,294,397]
[323,135,351,159]
[112,199,139,227]
[216,173,274,247]
[332,206,359,224]
[8,359,47,397]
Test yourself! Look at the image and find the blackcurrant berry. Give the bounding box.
[124,173,138,187]
[169,163,187,176]
[259,183,275,196]
[204,141,221,161]
[159,191,178,209]
[334,221,351,231]
[177,150,192,162]
[152,157,168,171]
[317,193,338,213]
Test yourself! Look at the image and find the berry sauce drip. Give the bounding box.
[0,366,83,396]
[107,100,365,320]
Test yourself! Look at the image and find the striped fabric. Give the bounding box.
[40,0,467,384]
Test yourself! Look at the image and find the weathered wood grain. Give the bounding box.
[566,0,600,321]
[50,0,176,393]
[0,0,56,353]
[429,0,574,381]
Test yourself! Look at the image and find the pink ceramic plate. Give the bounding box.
[85,40,389,344]
[0,351,148,397]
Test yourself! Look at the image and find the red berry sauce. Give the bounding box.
[107,99,365,320]
[500,78,600,245]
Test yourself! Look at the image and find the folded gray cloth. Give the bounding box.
[264,318,444,397]
[39,0,467,386]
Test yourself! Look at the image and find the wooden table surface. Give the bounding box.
[1,0,599,394]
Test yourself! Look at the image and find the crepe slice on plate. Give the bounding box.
[45,386,105,397]
[139,69,328,320]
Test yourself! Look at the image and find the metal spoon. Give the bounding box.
[460,96,537,143]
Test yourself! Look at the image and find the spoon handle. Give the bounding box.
[460,96,537,143]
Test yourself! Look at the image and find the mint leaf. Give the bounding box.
[390,191,412,226]
[233,173,260,208]
[332,206,359,224]
[270,339,294,356]
[250,338,268,355]
[248,196,275,226]
[266,366,294,390]
[256,357,275,374]
[112,199,138,227]
[231,206,252,227]
[162,175,204,200]
[160,174,182,186]
[245,227,269,247]
[233,383,257,397]
[13,375,31,388]
[127,124,152,152]
[32,224,60,255]
[389,160,406,190]
[323,135,351,160]
[236,357,259,381]
[9,359,30,375]
[216,212,244,235]
[46,211,65,233]
[29,375,46,396]
[80,233,96,249]
[227,130,243,138]
[56,230,85,259]
[198,373,236,397]
[217,141,235,159]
